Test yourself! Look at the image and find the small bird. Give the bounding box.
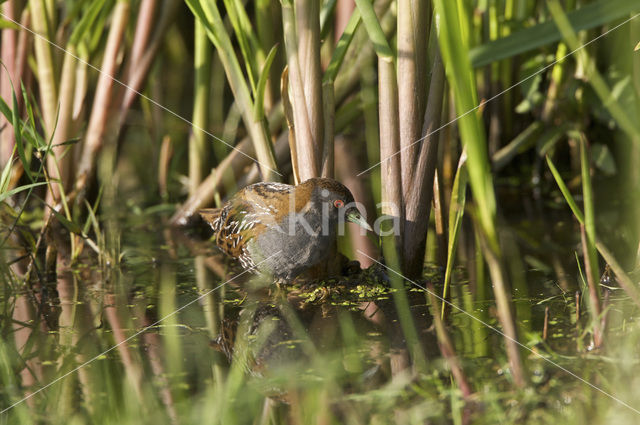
[199,178,372,281]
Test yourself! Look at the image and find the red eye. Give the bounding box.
[333,199,344,208]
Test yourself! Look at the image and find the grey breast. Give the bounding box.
[248,202,337,280]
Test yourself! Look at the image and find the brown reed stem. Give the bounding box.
[120,0,179,120]
[378,56,403,256]
[397,0,428,190]
[74,0,130,202]
[281,0,320,180]
[402,48,445,277]
[296,0,324,172]
[0,0,19,166]
[45,46,77,204]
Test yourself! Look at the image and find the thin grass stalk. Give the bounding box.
[403,48,445,277]
[158,135,172,199]
[28,0,57,137]
[441,150,467,317]
[189,20,212,195]
[580,224,603,346]
[579,135,603,345]
[432,170,447,267]
[541,38,569,122]
[426,282,472,398]
[324,7,362,85]
[479,232,526,386]
[74,0,130,201]
[579,137,601,283]
[491,122,542,172]
[281,0,320,179]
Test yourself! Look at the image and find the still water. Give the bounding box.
[1,210,638,424]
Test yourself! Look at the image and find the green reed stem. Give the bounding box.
[189,20,212,195]
[434,0,526,387]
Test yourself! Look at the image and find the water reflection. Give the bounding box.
[1,222,440,422]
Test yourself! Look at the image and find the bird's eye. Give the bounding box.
[333,199,344,208]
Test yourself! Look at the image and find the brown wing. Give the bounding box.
[199,182,295,268]
[213,200,264,258]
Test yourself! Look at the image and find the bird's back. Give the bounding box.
[199,182,295,268]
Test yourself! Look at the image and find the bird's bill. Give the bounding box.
[346,208,373,231]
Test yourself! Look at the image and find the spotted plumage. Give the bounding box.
[199,178,372,282]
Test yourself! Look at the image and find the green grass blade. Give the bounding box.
[20,83,37,133]
[0,182,48,203]
[47,204,84,235]
[253,44,278,121]
[354,0,394,61]
[470,0,640,67]
[442,151,468,317]
[11,86,32,182]
[0,156,14,193]
[222,0,262,93]
[0,97,11,120]
[323,8,361,84]
[579,134,601,296]
[545,155,585,224]
[69,0,110,46]
[320,0,338,40]
[434,0,497,249]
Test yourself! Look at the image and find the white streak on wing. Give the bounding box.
[259,182,292,192]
